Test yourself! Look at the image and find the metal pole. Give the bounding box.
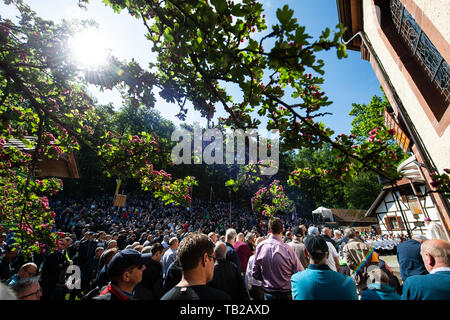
[409,180,425,234]
[229,201,232,227]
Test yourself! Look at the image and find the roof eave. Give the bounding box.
[336,0,364,51]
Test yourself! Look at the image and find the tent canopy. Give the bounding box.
[312,206,334,221]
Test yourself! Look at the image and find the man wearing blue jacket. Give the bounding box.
[396,234,428,281]
[402,239,450,300]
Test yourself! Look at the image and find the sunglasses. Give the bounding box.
[207,254,216,262]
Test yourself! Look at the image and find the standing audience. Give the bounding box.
[161,233,230,300]
[396,234,429,282]
[2,193,446,301]
[209,241,249,300]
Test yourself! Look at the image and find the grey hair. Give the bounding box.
[214,241,227,260]
[367,268,389,284]
[422,240,450,264]
[412,234,428,241]
[245,232,254,242]
[107,240,117,247]
[0,283,16,300]
[334,230,342,236]
[11,276,40,298]
[225,228,237,242]
[169,237,179,246]
[344,228,356,239]
[141,246,152,254]
[308,226,319,236]
[131,242,141,249]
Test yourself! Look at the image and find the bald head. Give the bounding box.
[214,241,227,260]
[420,239,450,272]
[17,263,37,279]
[321,227,332,237]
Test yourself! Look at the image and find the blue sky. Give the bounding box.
[1,0,382,136]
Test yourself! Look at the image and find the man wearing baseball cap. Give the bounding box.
[291,235,358,300]
[93,249,150,300]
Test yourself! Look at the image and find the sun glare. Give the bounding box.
[69,29,110,69]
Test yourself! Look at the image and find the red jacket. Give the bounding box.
[234,241,252,273]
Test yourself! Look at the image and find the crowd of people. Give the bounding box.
[0,193,449,301]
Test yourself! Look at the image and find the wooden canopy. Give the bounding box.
[4,136,79,179]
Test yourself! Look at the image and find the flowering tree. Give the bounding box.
[429,170,450,199]
[0,1,196,256]
[251,180,294,221]
[90,0,405,193]
[76,0,450,217]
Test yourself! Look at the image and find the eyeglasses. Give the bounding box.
[18,288,41,299]
[207,254,216,262]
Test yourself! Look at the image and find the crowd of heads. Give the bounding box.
[1,192,449,301]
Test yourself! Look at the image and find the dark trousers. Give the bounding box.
[249,285,265,300]
[263,290,292,300]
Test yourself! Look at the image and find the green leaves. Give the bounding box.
[276,5,294,26]
[0,0,188,255]
[337,44,348,59]
[225,179,235,187]
[163,27,174,43]
[211,0,227,13]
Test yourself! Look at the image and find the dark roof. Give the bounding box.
[365,190,389,217]
[330,208,378,224]
[366,181,425,217]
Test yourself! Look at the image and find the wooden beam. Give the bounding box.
[350,0,362,47]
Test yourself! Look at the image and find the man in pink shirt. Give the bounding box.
[252,218,304,300]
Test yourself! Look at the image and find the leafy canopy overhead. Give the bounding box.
[89,0,402,184]
[0,0,196,255]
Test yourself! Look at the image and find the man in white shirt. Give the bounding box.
[424,218,449,241]
[310,227,340,272]
[245,237,265,300]
[325,241,340,272]
[162,237,179,278]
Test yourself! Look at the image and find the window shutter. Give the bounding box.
[384,217,392,231]
[397,216,406,230]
